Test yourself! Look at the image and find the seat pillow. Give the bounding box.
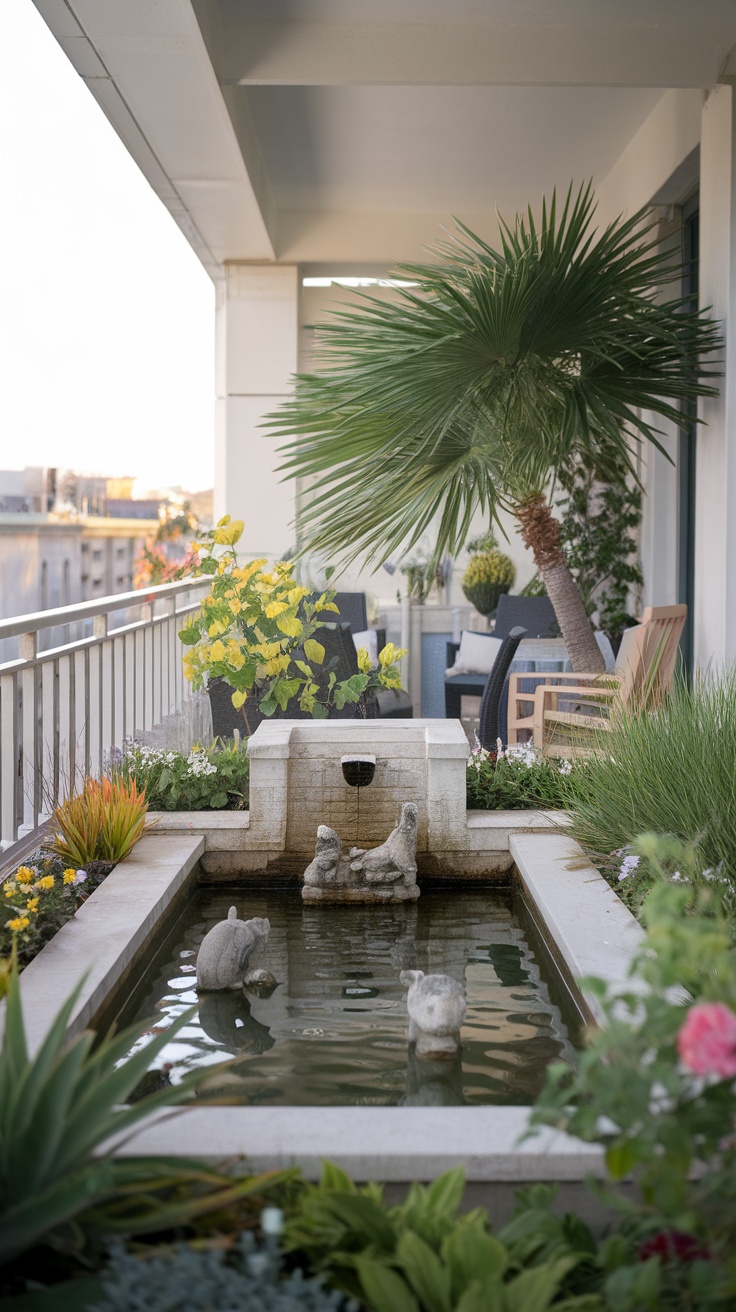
[352,628,379,668]
[446,631,502,677]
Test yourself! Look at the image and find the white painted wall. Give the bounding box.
[694,85,736,668]
[215,264,299,557]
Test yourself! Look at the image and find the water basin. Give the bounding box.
[116,887,581,1107]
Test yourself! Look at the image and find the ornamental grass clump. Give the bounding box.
[560,669,736,888]
[50,775,149,868]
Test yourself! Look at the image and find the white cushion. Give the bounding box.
[446,631,502,677]
[352,628,379,668]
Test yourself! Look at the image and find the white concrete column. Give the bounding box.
[215,265,299,558]
[695,85,736,668]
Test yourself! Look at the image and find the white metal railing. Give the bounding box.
[0,580,210,851]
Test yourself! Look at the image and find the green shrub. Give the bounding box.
[532,842,736,1302]
[117,740,250,811]
[466,744,576,811]
[285,1164,600,1310]
[560,671,736,884]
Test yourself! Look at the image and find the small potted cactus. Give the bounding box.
[461,531,515,618]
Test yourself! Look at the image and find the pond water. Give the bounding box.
[117,887,581,1107]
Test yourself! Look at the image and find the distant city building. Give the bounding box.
[105,498,160,519]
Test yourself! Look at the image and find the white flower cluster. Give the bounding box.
[467,738,575,775]
[123,741,178,768]
[186,749,217,778]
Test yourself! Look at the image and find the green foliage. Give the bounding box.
[531,857,736,1303]
[466,744,576,811]
[179,516,405,724]
[267,183,721,573]
[0,956,293,1284]
[560,670,736,892]
[284,1165,600,1310]
[50,777,149,868]
[116,740,249,811]
[555,454,643,646]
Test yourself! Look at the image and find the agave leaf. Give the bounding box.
[0,1162,115,1265]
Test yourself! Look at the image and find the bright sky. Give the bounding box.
[0,0,215,494]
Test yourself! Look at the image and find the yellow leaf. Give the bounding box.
[231,688,248,708]
[216,514,232,527]
[303,638,325,664]
[212,519,245,546]
[235,559,267,583]
[208,640,227,662]
[276,614,303,638]
[265,600,288,618]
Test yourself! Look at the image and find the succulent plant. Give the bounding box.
[91,1232,353,1312]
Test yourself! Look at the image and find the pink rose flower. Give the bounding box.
[677,1001,736,1079]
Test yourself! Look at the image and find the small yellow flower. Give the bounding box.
[4,888,15,899]
[208,639,227,663]
[26,898,39,912]
[63,869,77,885]
[7,916,29,932]
[16,866,34,881]
[37,875,55,890]
[357,647,373,674]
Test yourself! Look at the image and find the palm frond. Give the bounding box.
[266,183,722,566]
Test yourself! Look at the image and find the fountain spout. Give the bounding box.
[341,754,376,787]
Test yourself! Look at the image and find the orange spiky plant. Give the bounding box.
[50,776,150,867]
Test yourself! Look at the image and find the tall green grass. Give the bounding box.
[562,669,736,873]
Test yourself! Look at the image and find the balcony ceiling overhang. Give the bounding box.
[31,0,736,274]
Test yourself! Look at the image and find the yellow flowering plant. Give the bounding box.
[179,517,406,729]
[0,858,91,967]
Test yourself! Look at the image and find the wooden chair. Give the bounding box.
[506,605,687,757]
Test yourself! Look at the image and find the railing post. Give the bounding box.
[18,632,39,838]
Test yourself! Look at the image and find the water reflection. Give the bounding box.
[117,889,580,1107]
[198,991,275,1056]
[402,1046,465,1107]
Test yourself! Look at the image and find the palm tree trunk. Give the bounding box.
[515,493,605,673]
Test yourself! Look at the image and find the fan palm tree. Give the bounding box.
[267,184,721,671]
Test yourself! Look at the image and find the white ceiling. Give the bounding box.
[245,85,665,212]
[30,0,736,270]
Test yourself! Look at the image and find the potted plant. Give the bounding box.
[178,518,406,735]
[461,531,515,618]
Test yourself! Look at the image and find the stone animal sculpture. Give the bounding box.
[303,825,344,888]
[196,908,270,991]
[400,969,466,1058]
[302,802,419,903]
[350,802,418,885]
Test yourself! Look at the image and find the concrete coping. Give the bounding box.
[511,831,645,1026]
[150,810,250,831]
[247,718,470,757]
[108,1105,604,1181]
[8,833,203,1056]
[466,810,570,830]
